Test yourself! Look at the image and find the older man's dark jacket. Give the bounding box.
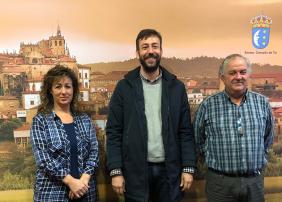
[106,66,196,201]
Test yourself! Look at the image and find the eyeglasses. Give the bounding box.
[237,116,244,135]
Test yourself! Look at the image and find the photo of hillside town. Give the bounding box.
[0,24,282,201]
[1,0,282,200]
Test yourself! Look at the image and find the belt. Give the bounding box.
[208,167,261,178]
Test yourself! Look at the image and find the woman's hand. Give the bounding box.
[63,174,89,198]
[80,173,91,186]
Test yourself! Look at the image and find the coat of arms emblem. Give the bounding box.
[250,15,272,49]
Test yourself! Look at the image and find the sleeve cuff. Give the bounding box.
[182,166,195,174]
[110,168,123,177]
[58,169,69,181]
[84,166,95,176]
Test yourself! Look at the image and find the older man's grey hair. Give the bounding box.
[219,54,252,76]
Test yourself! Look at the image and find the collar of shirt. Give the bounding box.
[48,111,78,124]
[223,89,249,105]
[48,111,58,120]
[48,111,65,122]
[140,69,162,84]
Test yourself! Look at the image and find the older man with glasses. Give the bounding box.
[194,54,274,202]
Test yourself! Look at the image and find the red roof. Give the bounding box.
[0,96,18,100]
[14,124,31,131]
[251,73,282,79]
[93,115,107,120]
[91,72,105,76]
[188,85,218,90]
[59,56,76,62]
[269,98,282,102]
[0,114,8,119]
[1,66,26,73]
[105,84,116,92]
[26,77,43,82]
[274,108,282,113]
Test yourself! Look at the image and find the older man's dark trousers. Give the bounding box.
[206,169,264,202]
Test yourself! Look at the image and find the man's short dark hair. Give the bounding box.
[136,29,162,50]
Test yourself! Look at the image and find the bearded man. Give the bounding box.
[106,29,196,202]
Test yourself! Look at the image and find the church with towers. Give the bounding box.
[0,25,89,117]
[19,25,72,65]
[0,25,78,97]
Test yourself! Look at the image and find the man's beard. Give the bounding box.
[139,53,161,73]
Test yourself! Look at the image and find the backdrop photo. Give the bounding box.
[0,0,281,201]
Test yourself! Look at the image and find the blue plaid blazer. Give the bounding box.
[30,111,99,201]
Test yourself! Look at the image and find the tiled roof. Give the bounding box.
[251,73,282,80]
[1,66,26,73]
[93,115,107,120]
[14,124,31,131]
[95,71,128,81]
[105,84,116,92]
[269,98,282,102]
[274,108,282,113]
[0,96,18,100]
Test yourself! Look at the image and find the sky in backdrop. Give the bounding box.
[0,0,281,65]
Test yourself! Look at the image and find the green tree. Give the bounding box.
[190,103,199,122]
[8,144,24,173]
[272,143,282,156]
[0,119,22,141]
[268,149,278,164]
[0,170,33,190]
[7,143,35,176]
[0,144,35,190]
[0,86,4,96]
[21,144,36,178]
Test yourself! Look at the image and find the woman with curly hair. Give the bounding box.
[30,65,99,201]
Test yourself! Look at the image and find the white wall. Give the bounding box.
[23,94,41,109]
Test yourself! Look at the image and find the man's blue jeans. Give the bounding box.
[148,162,173,202]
